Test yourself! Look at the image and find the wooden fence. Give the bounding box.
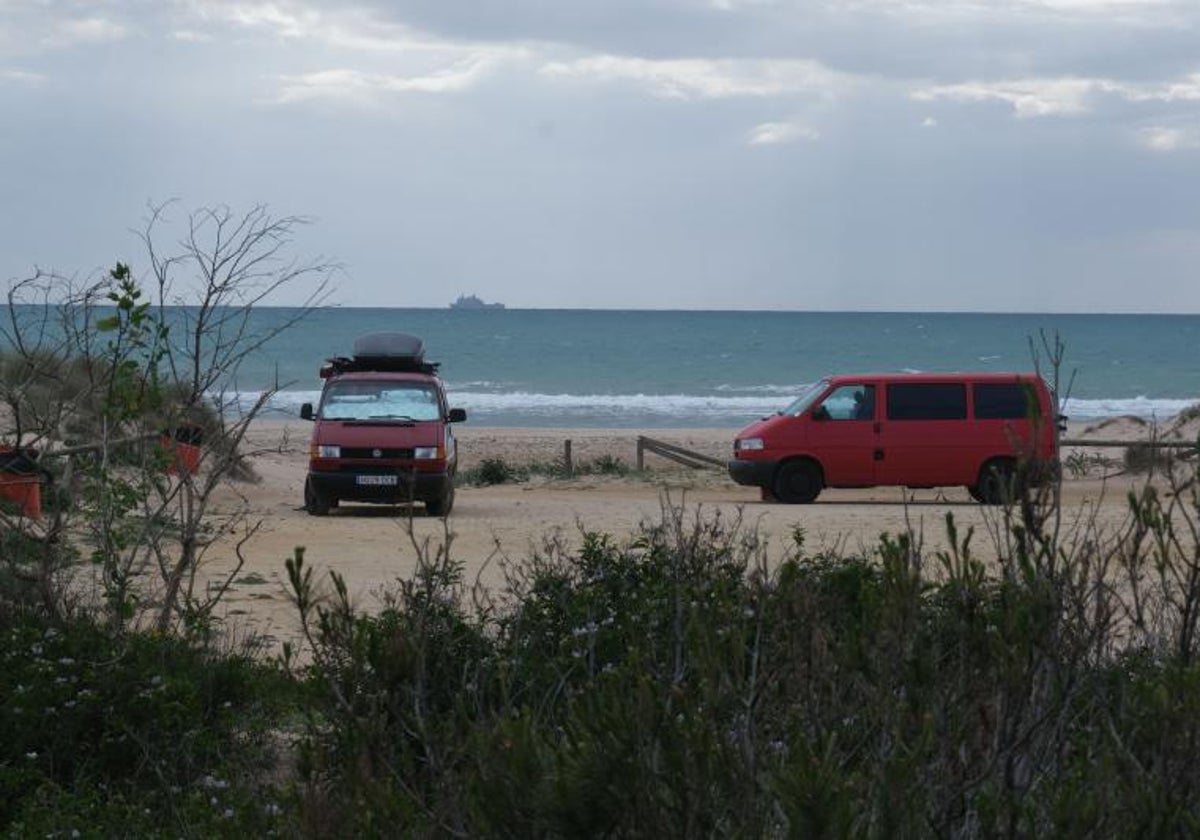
[636,436,725,471]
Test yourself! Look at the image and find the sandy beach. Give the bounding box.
[196,415,1199,651]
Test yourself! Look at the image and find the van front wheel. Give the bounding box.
[304,478,331,516]
[773,461,822,504]
[426,486,454,517]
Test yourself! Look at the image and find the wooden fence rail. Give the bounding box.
[1061,439,1198,450]
[636,436,725,471]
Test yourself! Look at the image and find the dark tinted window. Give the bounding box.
[974,383,1034,419]
[886,383,967,421]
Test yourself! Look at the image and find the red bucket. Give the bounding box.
[0,448,43,519]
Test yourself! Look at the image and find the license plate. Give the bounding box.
[356,474,398,486]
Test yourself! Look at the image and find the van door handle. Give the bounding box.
[874,449,884,461]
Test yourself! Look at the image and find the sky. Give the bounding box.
[1,0,1199,312]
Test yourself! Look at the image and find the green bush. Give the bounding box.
[0,611,294,835]
[285,487,1200,836]
[467,456,526,485]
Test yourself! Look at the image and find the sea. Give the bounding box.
[218,309,1200,429]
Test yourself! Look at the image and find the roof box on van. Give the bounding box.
[353,332,424,361]
[320,332,439,377]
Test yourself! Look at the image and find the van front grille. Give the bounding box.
[340,448,415,460]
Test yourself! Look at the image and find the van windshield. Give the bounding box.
[780,380,829,417]
[320,380,441,421]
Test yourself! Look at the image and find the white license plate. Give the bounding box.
[356,474,398,486]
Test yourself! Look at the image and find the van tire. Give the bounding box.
[426,487,454,517]
[304,478,332,516]
[974,459,1016,505]
[773,460,822,504]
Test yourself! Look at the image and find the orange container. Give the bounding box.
[0,474,41,519]
[0,446,42,519]
[159,435,202,475]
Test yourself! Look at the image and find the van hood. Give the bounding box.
[735,414,787,441]
[312,420,444,448]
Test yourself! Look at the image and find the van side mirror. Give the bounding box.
[811,405,829,421]
[447,408,467,423]
[300,403,314,421]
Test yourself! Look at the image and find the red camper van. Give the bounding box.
[300,333,466,516]
[729,372,1060,504]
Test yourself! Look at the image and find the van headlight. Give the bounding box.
[735,438,764,452]
[314,444,340,458]
[413,446,441,460]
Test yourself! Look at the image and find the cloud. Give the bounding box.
[921,116,938,127]
[1,68,44,84]
[41,17,128,49]
[189,1,320,39]
[747,120,819,145]
[1138,125,1200,151]
[274,55,503,103]
[912,71,1200,118]
[539,55,849,100]
[912,77,1103,117]
[182,0,498,55]
[839,0,1183,26]
[1118,72,1200,103]
[709,0,779,9]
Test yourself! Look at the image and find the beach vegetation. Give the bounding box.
[278,459,1200,836]
[1123,440,1176,474]
[470,455,526,485]
[5,453,1200,833]
[0,609,294,835]
[1,203,334,633]
[1062,448,1116,478]
[462,453,635,487]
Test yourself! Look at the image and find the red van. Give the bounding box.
[300,333,466,516]
[729,373,1060,504]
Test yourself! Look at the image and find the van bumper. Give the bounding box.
[307,468,453,504]
[728,458,776,489]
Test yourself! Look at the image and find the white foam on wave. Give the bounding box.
[1061,396,1199,421]
[713,383,814,395]
[245,389,1199,422]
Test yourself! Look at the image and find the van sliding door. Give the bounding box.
[878,382,973,487]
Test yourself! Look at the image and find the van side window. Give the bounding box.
[817,385,875,421]
[886,383,967,421]
[974,383,1033,419]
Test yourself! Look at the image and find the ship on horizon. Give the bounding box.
[449,293,505,310]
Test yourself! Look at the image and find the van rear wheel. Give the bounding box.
[974,460,1017,505]
[773,460,822,504]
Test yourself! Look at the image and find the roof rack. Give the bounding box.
[319,332,440,378]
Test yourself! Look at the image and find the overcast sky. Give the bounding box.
[2,0,1199,311]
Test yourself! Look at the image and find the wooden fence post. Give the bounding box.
[563,439,573,476]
